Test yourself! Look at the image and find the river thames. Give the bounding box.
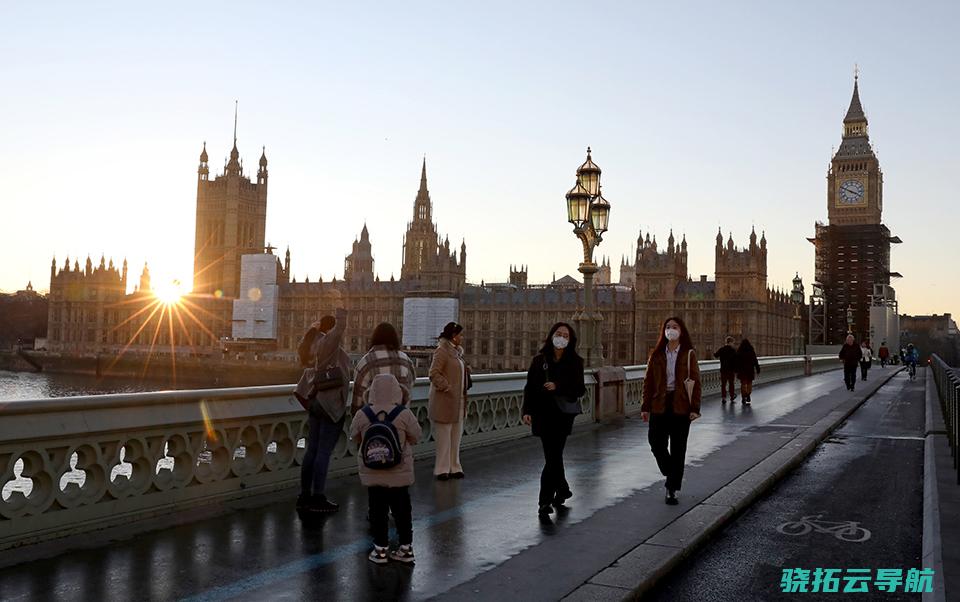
[0,369,194,401]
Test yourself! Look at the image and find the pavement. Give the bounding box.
[644,370,925,601]
[0,368,908,601]
[924,367,957,602]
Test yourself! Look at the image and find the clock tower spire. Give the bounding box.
[827,73,882,225]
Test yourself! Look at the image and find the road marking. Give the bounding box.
[777,514,871,542]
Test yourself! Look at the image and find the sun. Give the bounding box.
[153,279,184,305]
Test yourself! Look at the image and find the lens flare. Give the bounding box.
[153,279,183,305]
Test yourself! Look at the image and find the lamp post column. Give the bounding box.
[579,262,602,368]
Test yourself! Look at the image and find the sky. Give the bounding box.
[1,1,957,316]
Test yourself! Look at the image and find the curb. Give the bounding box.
[564,367,904,601]
[922,370,947,602]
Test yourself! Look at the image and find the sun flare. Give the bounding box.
[153,279,184,305]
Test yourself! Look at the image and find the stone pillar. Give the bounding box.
[595,366,626,421]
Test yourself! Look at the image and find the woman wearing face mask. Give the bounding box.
[641,317,702,506]
[522,322,586,518]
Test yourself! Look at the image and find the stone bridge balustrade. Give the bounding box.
[0,355,836,551]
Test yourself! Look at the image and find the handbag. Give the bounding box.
[294,339,347,413]
[683,349,696,402]
[544,360,582,415]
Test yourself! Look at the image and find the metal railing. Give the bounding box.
[931,354,960,484]
[0,354,836,550]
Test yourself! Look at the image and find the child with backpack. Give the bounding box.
[349,373,423,565]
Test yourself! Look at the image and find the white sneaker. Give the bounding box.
[368,545,388,564]
[389,544,415,564]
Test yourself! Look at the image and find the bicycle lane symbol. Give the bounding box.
[776,514,871,542]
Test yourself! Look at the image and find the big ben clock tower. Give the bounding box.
[810,74,901,344]
[826,75,883,225]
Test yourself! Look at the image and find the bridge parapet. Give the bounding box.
[0,355,837,551]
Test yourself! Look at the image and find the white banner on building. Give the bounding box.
[402,297,459,347]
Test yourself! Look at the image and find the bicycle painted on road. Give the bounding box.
[777,514,871,542]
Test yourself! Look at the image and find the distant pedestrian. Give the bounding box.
[641,317,702,506]
[859,341,873,381]
[522,322,586,518]
[713,336,738,403]
[352,323,417,413]
[839,334,862,391]
[878,342,890,368]
[428,322,472,481]
[350,374,423,565]
[295,307,352,514]
[735,338,760,404]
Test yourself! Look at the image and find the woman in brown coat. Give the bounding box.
[641,316,702,506]
[428,322,471,481]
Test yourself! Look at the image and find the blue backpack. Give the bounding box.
[360,405,405,469]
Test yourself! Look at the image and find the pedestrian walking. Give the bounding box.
[859,340,873,381]
[522,322,586,518]
[839,334,862,391]
[351,322,417,412]
[294,307,352,514]
[713,336,738,403]
[350,374,423,565]
[735,338,760,404]
[641,317,702,506]
[428,321,472,481]
[878,341,890,367]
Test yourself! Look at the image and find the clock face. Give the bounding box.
[838,179,865,204]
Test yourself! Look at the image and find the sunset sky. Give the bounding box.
[1,1,957,316]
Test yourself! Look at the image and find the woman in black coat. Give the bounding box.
[522,322,586,518]
[735,338,760,404]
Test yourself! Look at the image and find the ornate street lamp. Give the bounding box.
[790,273,805,355]
[564,147,611,367]
[846,304,854,336]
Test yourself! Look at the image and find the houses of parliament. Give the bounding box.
[46,113,817,372]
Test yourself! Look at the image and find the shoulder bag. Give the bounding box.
[544,359,582,415]
[683,349,696,402]
[294,339,346,412]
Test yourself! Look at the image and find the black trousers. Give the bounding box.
[720,370,736,399]
[538,431,571,506]
[860,361,870,380]
[368,486,412,547]
[843,364,858,390]
[648,392,692,492]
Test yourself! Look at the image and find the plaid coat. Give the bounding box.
[351,346,417,411]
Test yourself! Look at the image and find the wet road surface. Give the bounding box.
[647,370,925,601]
[0,370,862,601]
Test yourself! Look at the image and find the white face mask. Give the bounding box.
[552,335,569,349]
[665,328,680,342]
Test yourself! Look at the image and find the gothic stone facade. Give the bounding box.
[46,144,798,369]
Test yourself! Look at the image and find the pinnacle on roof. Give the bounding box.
[200,141,208,163]
[419,156,428,194]
[259,146,267,167]
[843,74,867,124]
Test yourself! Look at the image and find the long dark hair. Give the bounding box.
[438,321,463,341]
[738,337,756,356]
[369,322,401,351]
[649,316,694,361]
[539,321,582,363]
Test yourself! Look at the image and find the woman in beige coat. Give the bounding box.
[428,322,471,480]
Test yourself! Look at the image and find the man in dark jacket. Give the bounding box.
[297,306,351,514]
[838,334,862,392]
[714,336,738,403]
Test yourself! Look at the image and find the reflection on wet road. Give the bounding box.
[0,371,851,601]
